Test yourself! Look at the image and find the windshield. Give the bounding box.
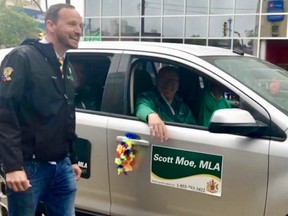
[202,56,288,115]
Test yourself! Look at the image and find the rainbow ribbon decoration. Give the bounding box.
[115,133,137,175]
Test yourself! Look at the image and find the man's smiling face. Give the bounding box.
[53,7,82,50]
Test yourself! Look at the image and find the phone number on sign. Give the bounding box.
[176,183,205,193]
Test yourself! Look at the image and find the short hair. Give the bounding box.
[158,65,179,78]
[45,3,75,24]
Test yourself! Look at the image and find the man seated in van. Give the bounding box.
[135,65,196,142]
[197,80,231,127]
[73,62,101,111]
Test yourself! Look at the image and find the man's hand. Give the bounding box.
[71,164,82,181]
[6,170,31,192]
[148,113,168,142]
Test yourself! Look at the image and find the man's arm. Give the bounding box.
[135,92,156,122]
[0,48,31,192]
[0,49,27,172]
[135,92,168,142]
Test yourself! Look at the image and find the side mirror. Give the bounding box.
[208,108,267,136]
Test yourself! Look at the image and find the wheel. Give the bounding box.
[0,202,8,216]
[0,174,7,216]
[35,201,48,216]
[0,170,47,216]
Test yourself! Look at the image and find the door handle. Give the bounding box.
[116,136,150,147]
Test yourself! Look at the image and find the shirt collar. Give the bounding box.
[39,37,65,59]
[39,37,49,44]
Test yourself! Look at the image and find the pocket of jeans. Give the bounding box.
[23,162,37,178]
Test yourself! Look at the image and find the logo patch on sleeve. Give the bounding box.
[1,67,13,82]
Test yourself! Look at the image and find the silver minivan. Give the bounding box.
[1,42,288,216]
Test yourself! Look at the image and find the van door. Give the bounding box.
[106,52,270,216]
[67,51,122,215]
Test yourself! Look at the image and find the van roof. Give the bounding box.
[0,48,13,63]
[0,42,246,64]
[76,41,243,57]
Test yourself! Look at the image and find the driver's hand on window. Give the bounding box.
[148,113,168,142]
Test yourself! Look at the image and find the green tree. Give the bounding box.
[0,1,40,47]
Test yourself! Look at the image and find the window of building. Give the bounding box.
[186,0,208,15]
[143,17,161,37]
[185,16,208,37]
[208,39,231,49]
[233,39,256,55]
[163,17,184,37]
[102,18,120,36]
[235,0,259,14]
[141,38,161,42]
[102,0,119,16]
[234,15,259,38]
[121,0,141,16]
[84,18,100,38]
[210,0,234,14]
[162,38,184,43]
[184,38,207,46]
[144,0,161,16]
[121,18,140,36]
[85,0,100,17]
[209,16,232,37]
[163,0,184,15]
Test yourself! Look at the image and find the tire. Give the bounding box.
[0,202,8,216]
[0,168,47,216]
[0,174,7,216]
[35,201,48,216]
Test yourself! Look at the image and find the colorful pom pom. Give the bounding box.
[115,133,136,175]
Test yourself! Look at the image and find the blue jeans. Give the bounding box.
[6,157,77,216]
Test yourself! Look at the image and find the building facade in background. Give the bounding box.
[7,0,288,68]
[6,0,44,29]
[83,0,288,68]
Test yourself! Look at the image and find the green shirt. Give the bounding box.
[197,90,231,127]
[136,89,196,124]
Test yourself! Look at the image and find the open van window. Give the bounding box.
[69,54,112,111]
